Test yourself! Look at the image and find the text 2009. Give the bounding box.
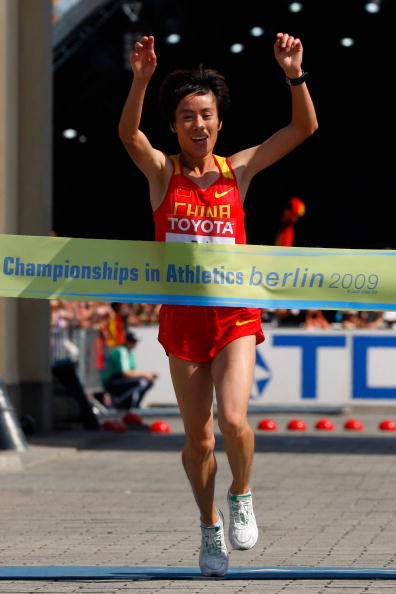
[328,273,379,290]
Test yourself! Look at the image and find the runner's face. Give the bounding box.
[172,91,222,156]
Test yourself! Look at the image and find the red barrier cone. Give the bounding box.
[344,418,364,431]
[115,420,128,432]
[287,418,307,431]
[379,419,396,431]
[102,419,128,433]
[150,420,171,433]
[315,418,335,431]
[257,418,278,431]
[123,412,143,425]
[102,420,116,431]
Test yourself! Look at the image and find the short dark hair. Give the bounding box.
[159,66,231,126]
[125,329,139,343]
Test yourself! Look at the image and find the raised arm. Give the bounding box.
[118,36,168,187]
[230,32,318,197]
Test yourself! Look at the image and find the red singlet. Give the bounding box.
[154,153,264,362]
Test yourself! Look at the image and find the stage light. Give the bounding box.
[62,129,77,139]
[250,26,264,37]
[165,33,181,44]
[365,1,381,13]
[340,37,355,47]
[122,1,142,23]
[230,43,244,54]
[289,2,303,13]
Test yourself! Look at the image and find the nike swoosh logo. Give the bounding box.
[236,319,256,326]
[214,189,233,198]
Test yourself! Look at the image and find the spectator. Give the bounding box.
[75,301,96,328]
[274,308,305,327]
[50,299,76,328]
[129,303,161,325]
[356,311,385,329]
[274,196,306,247]
[304,310,331,330]
[104,302,127,348]
[342,311,359,329]
[49,300,161,329]
[261,309,275,325]
[101,328,158,409]
[342,311,384,329]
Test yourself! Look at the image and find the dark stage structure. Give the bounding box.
[53,0,392,249]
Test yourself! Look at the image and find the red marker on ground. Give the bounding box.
[102,419,128,433]
[379,419,396,431]
[315,418,335,431]
[344,418,364,431]
[287,418,307,431]
[257,418,278,431]
[123,412,143,425]
[150,420,171,433]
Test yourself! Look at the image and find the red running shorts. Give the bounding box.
[158,304,264,362]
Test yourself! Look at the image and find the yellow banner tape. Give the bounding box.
[0,234,394,310]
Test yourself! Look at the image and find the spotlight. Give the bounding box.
[340,37,355,47]
[365,1,381,13]
[165,33,181,44]
[62,129,77,139]
[250,26,264,37]
[230,43,244,54]
[289,2,303,13]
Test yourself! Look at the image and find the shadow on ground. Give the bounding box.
[28,429,396,456]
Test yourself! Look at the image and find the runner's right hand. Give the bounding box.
[131,35,157,81]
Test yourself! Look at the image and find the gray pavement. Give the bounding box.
[1,410,396,593]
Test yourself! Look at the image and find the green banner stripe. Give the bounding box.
[0,234,394,310]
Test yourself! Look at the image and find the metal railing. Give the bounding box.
[50,328,104,393]
[0,379,27,451]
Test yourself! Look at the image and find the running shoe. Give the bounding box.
[199,509,229,576]
[227,490,258,550]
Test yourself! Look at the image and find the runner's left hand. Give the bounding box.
[274,33,303,78]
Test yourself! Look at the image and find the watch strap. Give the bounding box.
[286,71,308,86]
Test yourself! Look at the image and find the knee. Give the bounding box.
[218,415,250,440]
[184,435,215,463]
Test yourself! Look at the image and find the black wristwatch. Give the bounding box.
[286,71,308,86]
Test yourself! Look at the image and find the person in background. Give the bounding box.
[304,310,331,330]
[274,308,305,327]
[274,196,306,247]
[356,311,385,329]
[342,310,385,329]
[101,329,157,409]
[104,302,127,348]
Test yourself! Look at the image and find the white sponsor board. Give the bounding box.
[135,326,396,407]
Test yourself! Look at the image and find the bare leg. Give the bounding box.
[211,335,256,495]
[169,355,219,525]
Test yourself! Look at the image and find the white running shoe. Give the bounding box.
[227,491,258,550]
[199,509,229,577]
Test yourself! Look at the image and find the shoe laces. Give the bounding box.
[201,525,225,556]
[229,496,253,527]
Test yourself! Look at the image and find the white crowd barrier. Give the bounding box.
[50,326,396,407]
[50,328,104,393]
[136,326,396,408]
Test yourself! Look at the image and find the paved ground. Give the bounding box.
[1,409,396,593]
